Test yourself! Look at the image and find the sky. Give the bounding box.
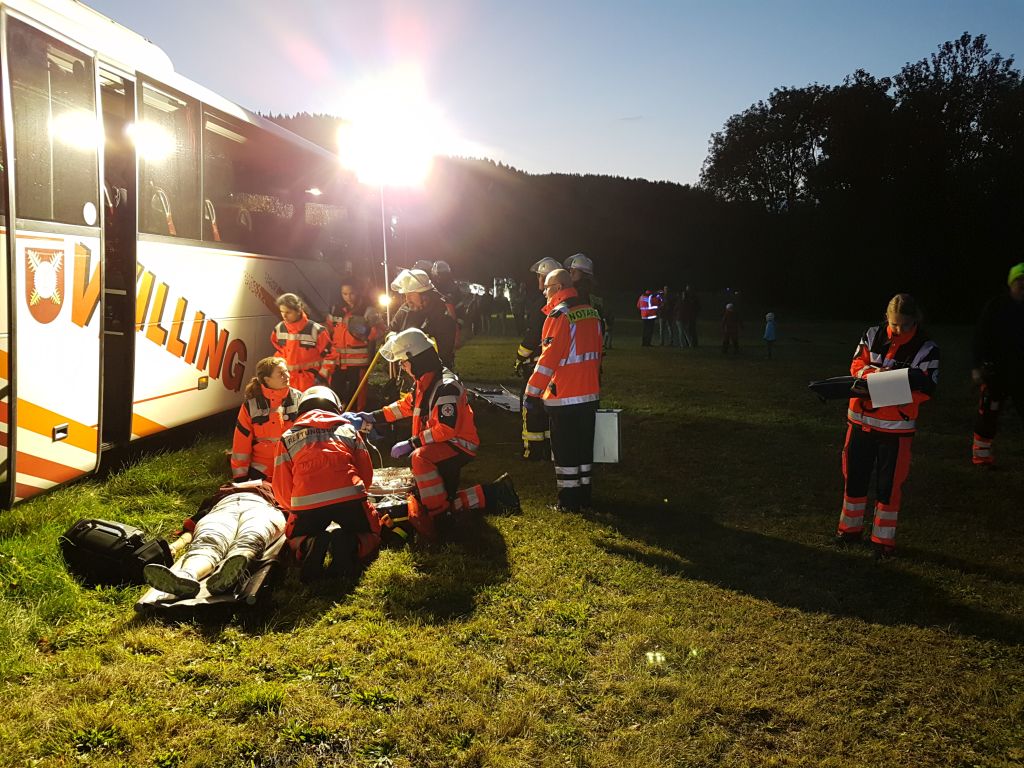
[84,0,1024,186]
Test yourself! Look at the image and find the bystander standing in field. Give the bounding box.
[970,262,1024,468]
[526,269,602,512]
[721,303,741,353]
[763,312,777,359]
[834,294,939,559]
[658,285,675,345]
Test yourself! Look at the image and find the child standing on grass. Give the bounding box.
[763,312,777,358]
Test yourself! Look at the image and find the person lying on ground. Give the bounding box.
[143,480,286,598]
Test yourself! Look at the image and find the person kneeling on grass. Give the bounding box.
[354,328,521,542]
[273,386,384,582]
[143,480,286,598]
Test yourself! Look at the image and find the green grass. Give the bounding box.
[1,320,1022,767]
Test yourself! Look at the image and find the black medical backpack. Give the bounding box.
[59,519,173,587]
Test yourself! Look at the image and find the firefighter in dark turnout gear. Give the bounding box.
[835,294,939,558]
[971,262,1024,466]
[515,257,561,460]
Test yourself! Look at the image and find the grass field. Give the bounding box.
[1,318,1022,767]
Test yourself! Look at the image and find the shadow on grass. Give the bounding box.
[593,508,1024,645]
[377,514,511,624]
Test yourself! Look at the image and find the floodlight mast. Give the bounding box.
[379,185,391,326]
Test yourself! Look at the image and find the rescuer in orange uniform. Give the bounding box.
[270,292,333,392]
[637,289,660,346]
[834,293,939,559]
[326,280,384,411]
[515,256,561,461]
[273,386,382,581]
[526,268,603,512]
[230,356,303,482]
[354,328,519,541]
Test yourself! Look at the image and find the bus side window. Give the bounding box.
[138,82,199,240]
[202,113,251,246]
[7,18,98,226]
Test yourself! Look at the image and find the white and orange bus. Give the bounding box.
[0,0,367,506]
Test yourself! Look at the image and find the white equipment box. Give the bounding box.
[594,409,623,463]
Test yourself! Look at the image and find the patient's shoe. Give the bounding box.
[144,564,200,598]
[490,473,521,515]
[206,554,249,595]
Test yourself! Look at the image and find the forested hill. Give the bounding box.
[269,33,1024,321]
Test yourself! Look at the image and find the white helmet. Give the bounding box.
[379,328,436,362]
[563,253,594,275]
[431,260,451,276]
[391,268,433,294]
[530,257,561,275]
[297,385,341,415]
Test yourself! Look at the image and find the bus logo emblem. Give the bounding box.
[26,247,65,323]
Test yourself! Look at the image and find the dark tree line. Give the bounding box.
[270,33,1023,320]
[700,33,1024,319]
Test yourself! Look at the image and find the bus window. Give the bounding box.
[202,113,251,246]
[7,18,98,226]
[138,81,199,240]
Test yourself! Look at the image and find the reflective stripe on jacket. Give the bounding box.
[637,291,661,320]
[847,324,939,434]
[231,384,303,480]
[526,287,602,407]
[270,313,333,391]
[272,410,373,511]
[379,368,480,456]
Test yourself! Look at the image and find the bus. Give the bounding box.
[0,0,370,506]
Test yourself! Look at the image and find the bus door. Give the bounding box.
[2,16,102,505]
[99,69,136,450]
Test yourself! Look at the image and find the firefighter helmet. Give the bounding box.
[390,268,433,294]
[530,257,561,275]
[431,260,451,276]
[563,253,594,275]
[413,259,434,273]
[379,328,435,362]
[297,386,341,415]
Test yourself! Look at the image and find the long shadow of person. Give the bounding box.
[591,505,1024,646]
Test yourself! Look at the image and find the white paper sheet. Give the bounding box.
[866,368,913,407]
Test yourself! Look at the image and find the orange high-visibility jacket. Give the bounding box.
[326,303,380,369]
[526,287,602,407]
[637,290,661,319]
[273,410,374,512]
[270,312,333,391]
[848,324,939,434]
[231,384,303,481]
[378,368,480,456]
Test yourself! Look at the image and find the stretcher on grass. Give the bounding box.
[134,535,286,618]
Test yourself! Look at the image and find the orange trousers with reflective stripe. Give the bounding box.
[838,425,913,547]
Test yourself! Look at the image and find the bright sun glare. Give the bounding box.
[336,69,456,188]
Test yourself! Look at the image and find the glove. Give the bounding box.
[391,440,413,459]
[342,412,364,431]
[355,411,375,426]
[523,395,542,412]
